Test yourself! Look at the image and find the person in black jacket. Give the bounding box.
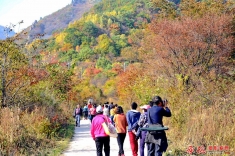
[146,96,171,156]
[74,104,83,127]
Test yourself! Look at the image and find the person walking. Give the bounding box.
[91,105,110,156]
[73,104,83,127]
[110,105,116,125]
[114,106,128,156]
[89,104,97,122]
[136,105,151,156]
[108,102,113,113]
[146,96,171,156]
[126,102,141,156]
[103,104,110,117]
[83,104,89,120]
[88,101,93,109]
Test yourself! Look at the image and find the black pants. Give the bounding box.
[90,115,95,122]
[95,136,110,156]
[117,133,126,155]
[84,111,88,119]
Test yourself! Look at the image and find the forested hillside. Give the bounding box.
[0,0,234,155]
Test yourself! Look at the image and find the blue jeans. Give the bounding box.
[140,131,147,156]
[110,115,114,125]
[147,143,162,156]
[146,130,168,156]
[75,115,80,126]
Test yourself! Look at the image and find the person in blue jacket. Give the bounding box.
[147,96,171,156]
[126,102,141,156]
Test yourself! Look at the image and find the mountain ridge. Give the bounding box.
[26,0,99,40]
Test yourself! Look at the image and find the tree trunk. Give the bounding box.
[1,52,7,107]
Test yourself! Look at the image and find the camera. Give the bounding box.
[163,99,168,106]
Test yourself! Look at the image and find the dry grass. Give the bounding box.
[0,104,71,155]
[163,78,235,155]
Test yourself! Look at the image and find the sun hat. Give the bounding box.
[140,105,151,110]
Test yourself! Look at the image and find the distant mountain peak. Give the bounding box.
[71,0,86,5]
[71,0,100,5]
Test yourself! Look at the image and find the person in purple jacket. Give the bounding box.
[137,104,151,156]
[91,105,110,156]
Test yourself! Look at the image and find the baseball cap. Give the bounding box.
[96,105,103,113]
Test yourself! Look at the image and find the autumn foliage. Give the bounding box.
[0,0,235,155]
[147,14,234,79]
[132,4,235,154]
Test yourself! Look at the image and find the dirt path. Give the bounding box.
[62,119,141,156]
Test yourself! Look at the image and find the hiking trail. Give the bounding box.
[62,119,143,156]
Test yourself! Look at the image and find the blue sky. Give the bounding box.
[0,0,71,32]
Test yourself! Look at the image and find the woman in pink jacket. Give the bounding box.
[91,105,110,156]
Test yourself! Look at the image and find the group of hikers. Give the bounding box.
[73,96,171,156]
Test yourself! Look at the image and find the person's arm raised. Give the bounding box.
[163,101,171,117]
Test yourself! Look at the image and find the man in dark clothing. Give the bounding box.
[147,96,171,156]
[126,102,141,156]
[108,102,113,112]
